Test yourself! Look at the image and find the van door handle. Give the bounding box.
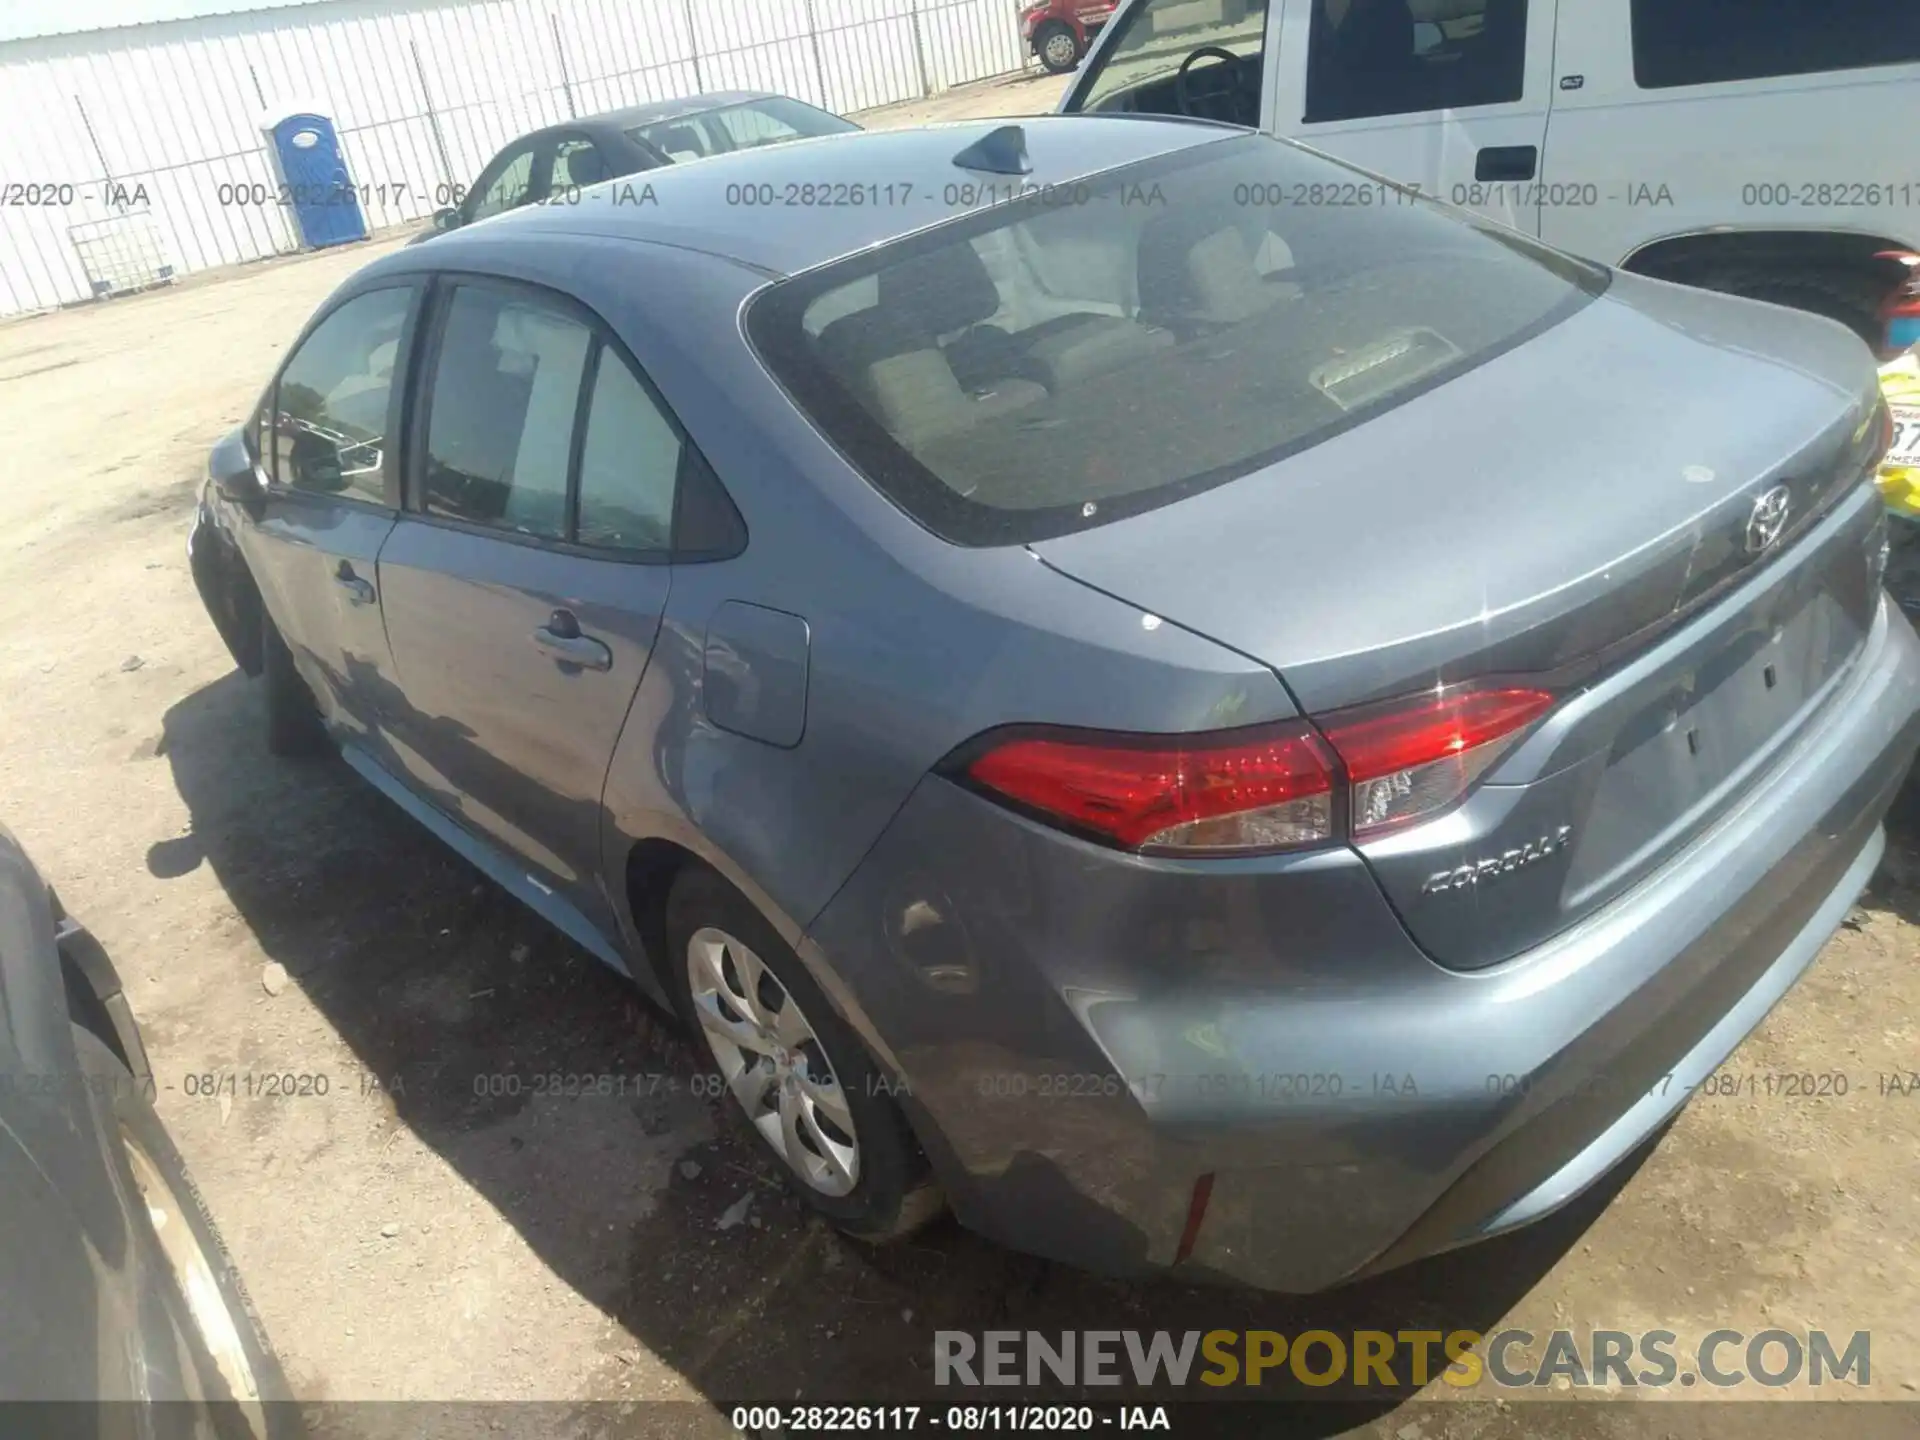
[334,561,376,606]
[1475,145,1539,182]
[534,608,613,672]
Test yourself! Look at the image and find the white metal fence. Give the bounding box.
[0,0,1030,318]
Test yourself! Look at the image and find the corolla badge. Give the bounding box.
[1421,827,1574,896]
[1744,485,1793,556]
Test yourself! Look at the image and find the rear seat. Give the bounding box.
[878,243,1173,393]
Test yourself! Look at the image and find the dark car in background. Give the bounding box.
[191,116,1919,1293]
[417,91,860,240]
[0,825,293,1436]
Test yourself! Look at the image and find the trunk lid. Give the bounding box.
[1030,276,1888,968]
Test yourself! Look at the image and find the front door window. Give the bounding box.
[1072,0,1271,127]
[270,287,413,505]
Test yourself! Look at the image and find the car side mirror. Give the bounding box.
[1413,21,1444,55]
[209,427,266,504]
[432,207,458,232]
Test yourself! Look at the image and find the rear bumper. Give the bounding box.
[803,594,1920,1292]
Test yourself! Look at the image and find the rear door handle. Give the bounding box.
[334,561,376,606]
[1475,145,1538,182]
[534,608,613,672]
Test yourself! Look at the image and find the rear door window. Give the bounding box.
[412,281,698,553]
[1631,0,1920,88]
[419,285,591,540]
[469,143,540,220]
[747,132,1603,546]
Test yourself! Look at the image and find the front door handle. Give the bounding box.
[1475,144,1539,182]
[534,608,613,672]
[334,561,376,606]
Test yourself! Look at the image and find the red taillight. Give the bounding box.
[965,723,1337,854]
[960,684,1555,854]
[1321,686,1555,835]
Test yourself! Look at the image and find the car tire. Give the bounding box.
[70,1023,299,1439]
[1695,267,1883,348]
[1035,21,1083,74]
[261,618,327,759]
[665,865,943,1242]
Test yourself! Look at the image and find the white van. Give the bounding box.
[1058,0,1920,341]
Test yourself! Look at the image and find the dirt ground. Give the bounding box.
[3,68,1920,1440]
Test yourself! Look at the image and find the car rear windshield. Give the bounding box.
[746,131,1608,546]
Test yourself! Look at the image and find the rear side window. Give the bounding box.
[632,98,855,161]
[1632,0,1920,88]
[1306,0,1529,123]
[576,354,681,552]
[747,133,1603,546]
[421,286,591,540]
[270,286,414,505]
[633,117,721,163]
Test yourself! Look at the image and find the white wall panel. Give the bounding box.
[0,0,1028,318]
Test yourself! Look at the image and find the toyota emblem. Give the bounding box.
[1744,485,1793,555]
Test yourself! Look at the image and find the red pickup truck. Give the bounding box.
[1021,0,1118,73]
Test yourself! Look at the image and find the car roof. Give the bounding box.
[455,115,1242,279]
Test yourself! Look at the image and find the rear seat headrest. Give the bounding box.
[876,241,1003,338]
[1137,209,1279,328]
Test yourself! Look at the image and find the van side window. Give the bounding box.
[1632,0,1920,89]
[1305,0,1528,124]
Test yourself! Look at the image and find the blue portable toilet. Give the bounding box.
[261,110,369,249]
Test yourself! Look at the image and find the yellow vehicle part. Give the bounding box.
[1880,349,1920,519]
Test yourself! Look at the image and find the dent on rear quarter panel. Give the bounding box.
[599,536,1297,1004]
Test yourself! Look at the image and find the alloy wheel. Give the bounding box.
[121,1127,267,1437]
[686,926,861,1197]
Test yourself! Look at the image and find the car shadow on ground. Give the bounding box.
[152,669,1645,1434]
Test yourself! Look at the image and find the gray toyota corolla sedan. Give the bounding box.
[188,114,1920,1292]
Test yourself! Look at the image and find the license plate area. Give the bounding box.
[1890,404,1920,467]
[1565,585,1859,906]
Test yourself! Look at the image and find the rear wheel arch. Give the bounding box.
[621,835,813,1000]
[623,835,704,1004]
[1620,228,1917,343]
[622,838,915,1097]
